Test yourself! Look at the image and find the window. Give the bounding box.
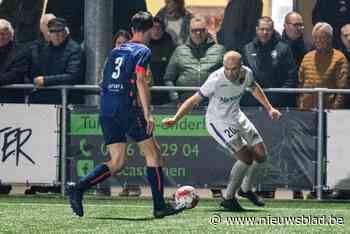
[271,0,294,34]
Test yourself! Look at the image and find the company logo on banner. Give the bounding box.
[70,114,208,137]
[0,104,58,184]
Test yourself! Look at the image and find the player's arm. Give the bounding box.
[250,81,282,120]
[162,93,203,127]
[136,70,153,134]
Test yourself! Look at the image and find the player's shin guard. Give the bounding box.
[241,161,260,192]
[76,164,111,191]
[147,167,165,210]
[225,160,249,199]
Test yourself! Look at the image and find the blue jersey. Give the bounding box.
[100,42,151,116]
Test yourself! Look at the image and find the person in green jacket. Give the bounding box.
[164,15,225,105]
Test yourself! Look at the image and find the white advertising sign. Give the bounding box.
[0,104,58,184]
[327,110,350,189]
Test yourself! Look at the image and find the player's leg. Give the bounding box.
[238,143,266,206]
[220,145,253,211]
[68,115,127,217]
[137,138,185,218]
[238,117,266,206]
[207,121,252,211]
[76,143,127,191]
[130,110,184,218]
[242,143,267,193]
[138,138,165,209]
[225,146,253,200]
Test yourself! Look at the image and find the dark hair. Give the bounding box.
[257,16,274,28]
[153,16,166,31]
[113,29,131,45]
[131,11,154,32]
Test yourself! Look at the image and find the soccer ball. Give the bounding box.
[174,185,199,209]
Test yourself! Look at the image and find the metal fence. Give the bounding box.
[2,84,350,200]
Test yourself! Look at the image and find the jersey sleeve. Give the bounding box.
[198,75,216,98]
[135,48,151,75]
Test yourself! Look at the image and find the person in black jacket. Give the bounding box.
[0,19,28,103]
[30,17,83,104]
[282,12,311,67]
[148,16,176,105]
[281,12,311,108]
[217,0,263,53]
[242,16,298,107]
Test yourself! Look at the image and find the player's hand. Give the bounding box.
[162,117,177,128]
[145,115,155,135]
[268,108,282,120]
[34,76,44,87]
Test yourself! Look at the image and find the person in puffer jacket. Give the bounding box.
[164,15,225,104]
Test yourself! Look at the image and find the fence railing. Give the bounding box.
[2,84,350,200]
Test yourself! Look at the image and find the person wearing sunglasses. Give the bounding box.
[164,15,225,106]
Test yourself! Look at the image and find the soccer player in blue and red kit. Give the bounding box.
[68,11,184,219]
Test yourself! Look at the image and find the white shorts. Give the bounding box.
[206,113,263,154]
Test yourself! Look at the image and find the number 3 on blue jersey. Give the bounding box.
[112,57,124,79]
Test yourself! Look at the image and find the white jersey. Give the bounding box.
[198,65,254,123]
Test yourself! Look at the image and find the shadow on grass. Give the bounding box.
[203,208,264,213]
[90,216,154,221]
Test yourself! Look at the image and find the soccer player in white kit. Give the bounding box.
[162,51,282,211]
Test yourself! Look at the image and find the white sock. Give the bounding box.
[224,160,249,200]
[241,161,260,192]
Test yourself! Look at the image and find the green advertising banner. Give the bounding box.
[68,107,319,190]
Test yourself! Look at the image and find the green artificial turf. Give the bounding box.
[0,195,349,234]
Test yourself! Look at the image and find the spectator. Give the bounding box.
[28,14,56,78]
[217,0,263,53]
[148,16,176,105]
[340,24,350,109]
[30,17,83,104]
[242,16,298,107]
[113,30,131,49]
[46,0,84,43]
[340,23,350,62]
[312,0,350,49]
[282,12,311,67]
[0,19,28,103]
[282,12,312,108]
[164,15,225,104]
[298,22,348,110]
[156,0,192,45]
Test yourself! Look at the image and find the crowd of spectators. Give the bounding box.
[0,0,350,110]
